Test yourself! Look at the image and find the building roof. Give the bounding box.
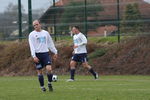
[39,0,150,24]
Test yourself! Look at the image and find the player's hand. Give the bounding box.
[72,51,75,55]
[73,45,78,49]
[53,54,58,60]
[33,57,39,63]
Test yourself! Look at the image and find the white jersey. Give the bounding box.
[28,30,57,58]
[73,32,87,54]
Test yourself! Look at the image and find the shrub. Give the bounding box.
[88,48,107,59]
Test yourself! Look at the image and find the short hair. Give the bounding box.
[33,20,41,25]
[73,26,80,31]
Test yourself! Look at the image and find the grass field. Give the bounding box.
[0,75,150,100]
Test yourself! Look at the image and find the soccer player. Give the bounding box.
[67,26,98,82]
[28,20,58,92]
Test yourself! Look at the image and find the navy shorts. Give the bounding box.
[35,52,51,70]
[72,53,88,63]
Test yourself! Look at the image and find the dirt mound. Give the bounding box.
[93,36,150,75]
[0,36,150,76]
[0,42,35,76]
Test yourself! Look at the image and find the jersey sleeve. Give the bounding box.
[47,32,58,54]
[77,34,87,46]
[28,34,36,58]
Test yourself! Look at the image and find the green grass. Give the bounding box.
[97,36,119,43]
[88,48,107,59]
[0,75,150,100]
[52,36,122,43]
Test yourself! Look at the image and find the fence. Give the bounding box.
[0,0,150,41]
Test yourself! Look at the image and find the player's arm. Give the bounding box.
[28,34,39,63]
[78,34,87,46]
[47,32,58,59]
[74,34,87,48]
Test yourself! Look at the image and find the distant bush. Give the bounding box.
[98,36,119,43]
[88,48,107,59]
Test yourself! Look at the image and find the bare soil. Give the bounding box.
[0,36,149,76]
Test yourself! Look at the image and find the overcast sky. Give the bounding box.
[0,0,56,13]
[0,0,150,13]
[144,0,150,3]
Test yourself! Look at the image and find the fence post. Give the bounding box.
[18,0,22,40]
[53,0,57,41]
[84,0,88,37]
[28,0,33,33]
[117,0,120,43]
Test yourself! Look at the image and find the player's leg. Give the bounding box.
[69,60,77,81]
[37,69,46,92]
[67,54,78,82]
[80,53,98,79]
[35,53,46,91]
[42,52,53,91]
[46,65,53,91]
[82,62,98,79]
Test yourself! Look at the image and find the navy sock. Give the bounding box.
[38,74,44,87]
[47,73,53,83]
[70,69,75,80]
[89,68,96,78]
